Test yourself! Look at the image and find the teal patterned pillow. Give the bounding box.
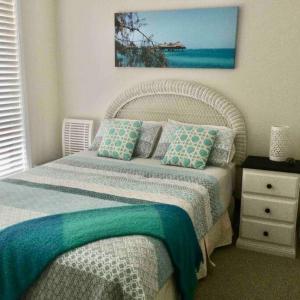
[154,120,236,167]
[90,120,162,158]
[97,119,143,160]
[161,125,218,169]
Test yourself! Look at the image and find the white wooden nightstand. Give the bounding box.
[237,156,300,258]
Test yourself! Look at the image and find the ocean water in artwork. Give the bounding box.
[117,49,235,69]
[163,49,235,68]
[115,7,238,69]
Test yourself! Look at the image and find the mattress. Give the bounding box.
[0,151,234,299]
[79,151,235,210]
[130,157,235,209]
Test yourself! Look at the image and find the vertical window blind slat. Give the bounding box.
[0,0,27,178]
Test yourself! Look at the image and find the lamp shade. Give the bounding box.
[269,125,290,162]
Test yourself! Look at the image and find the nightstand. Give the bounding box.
[236,156,300,258]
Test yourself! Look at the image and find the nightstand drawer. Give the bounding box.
[242,195,297,223]
[243,170,299,199]
[240,218,294,246]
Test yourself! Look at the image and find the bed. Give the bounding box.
[0,79,247,299]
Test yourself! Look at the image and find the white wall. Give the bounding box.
[57,0,300,159]
[20,0,61,166]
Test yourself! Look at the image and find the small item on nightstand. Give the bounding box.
[286,157,296,166]
[269,125,290,162]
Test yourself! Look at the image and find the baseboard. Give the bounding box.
[236,238,296,258]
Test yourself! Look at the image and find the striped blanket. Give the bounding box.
[0,151,224,300]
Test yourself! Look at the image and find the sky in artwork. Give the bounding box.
[134,7,238,49]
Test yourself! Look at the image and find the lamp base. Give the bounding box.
[269,156,287,162]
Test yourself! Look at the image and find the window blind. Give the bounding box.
[0,0,27,178]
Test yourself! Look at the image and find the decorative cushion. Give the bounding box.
[133,121,162,158]
[90,120,162,158]
[201,125,236,166]
[161,125,218,169]
[153,120,236,167]
[89,125,105,151]
[229,144,236,163]
[97,119,143,160]
[152,122,177,159]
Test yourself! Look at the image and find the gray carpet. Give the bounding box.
[196,245,300,300]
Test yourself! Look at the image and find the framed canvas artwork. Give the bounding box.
[115,7,239,69]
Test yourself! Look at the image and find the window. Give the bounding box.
[0,0,28,178]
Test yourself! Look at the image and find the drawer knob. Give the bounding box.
[263,231,269,237]
[266,183,272,189]
[265,208,271,214]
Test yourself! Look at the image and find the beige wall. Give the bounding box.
[20,0,61,166]
[56,0,300,159]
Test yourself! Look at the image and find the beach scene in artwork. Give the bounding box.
[115,7,238,69]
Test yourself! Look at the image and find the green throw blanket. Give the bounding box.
[0,204,202,300]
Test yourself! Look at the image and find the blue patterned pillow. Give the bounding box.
[133,121,162,158]
[161,125,218,169]
[97,119,142,160]
[152,122,176,159]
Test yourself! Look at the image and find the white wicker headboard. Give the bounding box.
[105,79,247,165]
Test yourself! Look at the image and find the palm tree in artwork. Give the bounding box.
[115,13,167,67]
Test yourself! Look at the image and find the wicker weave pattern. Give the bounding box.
[105,79,247,165]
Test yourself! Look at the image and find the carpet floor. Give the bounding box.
[195,245,300,300]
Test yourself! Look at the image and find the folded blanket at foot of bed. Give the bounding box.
[0,203,202,300]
